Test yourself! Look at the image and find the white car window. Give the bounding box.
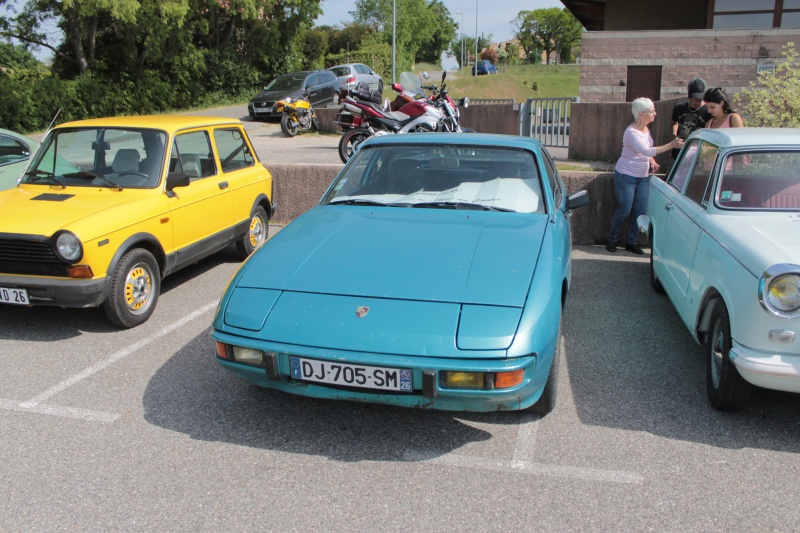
[683,141,718,206]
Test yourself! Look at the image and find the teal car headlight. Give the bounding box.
[54,231,83,263]
[759,265,800,317]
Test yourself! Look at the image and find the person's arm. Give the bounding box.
[730,113,745,127]
[671,121,679,138]
[625,129,682,157]
[655,137,683,154]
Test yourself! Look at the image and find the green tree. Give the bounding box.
[512,7,581,64]
[321,22,379,56]
[735,42,800,127]
[0,41,40,73]
[351,0,455,69]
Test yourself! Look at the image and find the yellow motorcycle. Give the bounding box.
[275,95,320,137]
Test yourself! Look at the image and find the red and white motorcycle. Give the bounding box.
[336,72,444,163]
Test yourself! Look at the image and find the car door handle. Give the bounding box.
[664,202,674,211]
[218,181,229,190]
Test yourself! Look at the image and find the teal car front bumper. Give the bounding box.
[212,332,551,412]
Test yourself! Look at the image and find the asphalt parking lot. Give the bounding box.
[2,234,800,530]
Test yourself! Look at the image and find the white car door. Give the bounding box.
[655,141,719,317]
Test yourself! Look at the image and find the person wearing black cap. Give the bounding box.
[670,78,712,158]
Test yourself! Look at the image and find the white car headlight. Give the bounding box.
[54,231,83,263]
[759,265,800,317]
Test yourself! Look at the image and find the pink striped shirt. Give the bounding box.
[614,125,656,178]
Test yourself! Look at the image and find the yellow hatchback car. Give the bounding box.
[0,115,273,328]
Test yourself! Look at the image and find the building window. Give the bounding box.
[710,0,800,28]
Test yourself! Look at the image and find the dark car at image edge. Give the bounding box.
[248,70,341,120]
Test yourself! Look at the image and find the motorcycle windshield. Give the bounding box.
[398,72,422,96]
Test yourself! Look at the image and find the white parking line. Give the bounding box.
[0,398,119,423]
[513,412,539,462]
[3,302,217,422]
[403,450,644,484]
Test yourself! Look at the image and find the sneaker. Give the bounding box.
[606,242,617,253]
[625,244,644,255]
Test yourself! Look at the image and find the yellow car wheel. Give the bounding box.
[236,206,268,259]
[102,248,160,328]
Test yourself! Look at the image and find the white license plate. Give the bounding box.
[254,107,271,113]
[0,287,29,305]
[289,356,412,392]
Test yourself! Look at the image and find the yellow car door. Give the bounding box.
[211,126,272,227]
[166,129,233,261]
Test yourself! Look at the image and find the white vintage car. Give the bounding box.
[639,128,800,410]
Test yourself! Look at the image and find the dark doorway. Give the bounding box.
[626,66,662,102]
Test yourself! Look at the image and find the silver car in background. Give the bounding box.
[328,63,384,95]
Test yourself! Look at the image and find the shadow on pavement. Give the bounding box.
[564,247,800,453]
[142,328,495,462]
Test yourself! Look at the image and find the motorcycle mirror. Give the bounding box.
[422,71,430,80]
[441,71,446,82]
[391,82,403,92]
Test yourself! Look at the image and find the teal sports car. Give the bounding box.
[0,129,37,190]
[212,133,588,413]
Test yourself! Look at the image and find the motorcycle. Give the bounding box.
[336,73,444,163]
[422,71,471,133]
[275,94,319,137]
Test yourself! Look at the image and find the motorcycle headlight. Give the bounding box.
[54,231,83,263]
[759,265,800,317]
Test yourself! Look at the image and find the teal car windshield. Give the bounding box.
[323,144,546,214]
[23,127,167,189]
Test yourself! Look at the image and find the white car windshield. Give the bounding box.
[717,150,800,210]
[323,144,546,214]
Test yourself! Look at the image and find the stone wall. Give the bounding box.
[569,96,681,164]
[579,29,800,103]
[269,164,633,246]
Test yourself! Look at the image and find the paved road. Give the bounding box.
[187,103,570,165]
[2,245,799,531]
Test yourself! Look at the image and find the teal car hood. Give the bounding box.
[236,205,547,307]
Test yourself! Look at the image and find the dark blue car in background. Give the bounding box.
[472,60,498,75]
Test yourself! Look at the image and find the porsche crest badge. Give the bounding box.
[355,306,370,318]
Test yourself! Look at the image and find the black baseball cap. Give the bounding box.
[688,78,706,99]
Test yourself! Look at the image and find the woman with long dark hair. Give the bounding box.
[703,87,744,129]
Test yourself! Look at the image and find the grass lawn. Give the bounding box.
[411,62,579,102]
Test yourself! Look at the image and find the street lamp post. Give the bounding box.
[456,11,464,75]
[474,0,478,77]
[392,0,396,83]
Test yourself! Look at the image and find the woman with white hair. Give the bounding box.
[606,97,684,254]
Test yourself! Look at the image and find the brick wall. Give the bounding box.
[580,29,800,103]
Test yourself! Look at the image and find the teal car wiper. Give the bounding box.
[63,172,122,190]
[410,201,514,212]
[329,198,390,206]
[24,169,66,189]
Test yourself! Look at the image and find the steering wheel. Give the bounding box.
[117,171,150,180]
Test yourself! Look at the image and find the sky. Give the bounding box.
[315,0,564,44]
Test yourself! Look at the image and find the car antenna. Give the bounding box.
[43,109,61,136]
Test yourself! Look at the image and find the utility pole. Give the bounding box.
[474,0,478,76]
